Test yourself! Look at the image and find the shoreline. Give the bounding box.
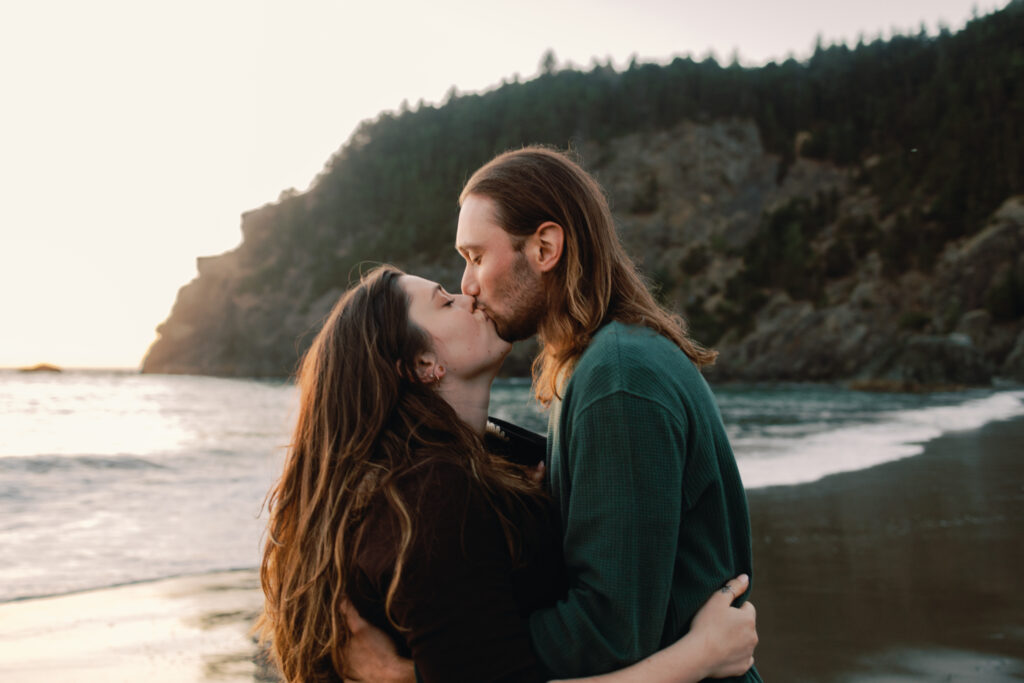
[2,415,1023,681]
[0,566,262,606]
[748,414,1024,682]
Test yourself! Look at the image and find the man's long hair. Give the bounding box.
[460,146,717,405]
[255,266,538,682]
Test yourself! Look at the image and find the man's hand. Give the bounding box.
[340,599,416,683]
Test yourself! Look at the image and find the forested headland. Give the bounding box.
[143,1,1024,386]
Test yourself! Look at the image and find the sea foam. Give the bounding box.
[734,390,1024,489]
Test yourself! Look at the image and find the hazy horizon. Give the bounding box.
[0,0,1006,368]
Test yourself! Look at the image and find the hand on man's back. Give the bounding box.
[340,599,416,683]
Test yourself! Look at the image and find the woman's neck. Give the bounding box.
[437,375,494,435]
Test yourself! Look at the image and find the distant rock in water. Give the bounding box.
[18,363,62,373]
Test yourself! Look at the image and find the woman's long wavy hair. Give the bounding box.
[256,266,538,682]
[460,146,718,405]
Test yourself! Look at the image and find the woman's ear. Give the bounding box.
[413,352,445,384]
[529,221,564,274]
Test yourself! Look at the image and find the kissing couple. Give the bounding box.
[258,147,763,683]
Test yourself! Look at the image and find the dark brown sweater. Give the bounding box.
[349,458,566,683]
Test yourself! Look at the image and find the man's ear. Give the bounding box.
[528,221,564,274]
[412,351,445,384]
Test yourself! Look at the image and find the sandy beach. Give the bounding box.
[2,416,1023,682]
[0,570,273,683]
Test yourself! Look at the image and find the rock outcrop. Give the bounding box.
[704,195,1024,387]
[1003,330,1024,382]
[142,121,1024,387]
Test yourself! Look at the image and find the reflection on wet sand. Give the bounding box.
[0,570,271,682]
[750,417,1024,682]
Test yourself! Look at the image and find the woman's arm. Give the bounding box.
[342,575,756,683]
[553,574,757,683]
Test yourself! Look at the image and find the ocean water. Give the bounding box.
[1,369,1022,603]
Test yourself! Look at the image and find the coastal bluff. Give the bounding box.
[142,119,1024,384]
[142,6,1024,384]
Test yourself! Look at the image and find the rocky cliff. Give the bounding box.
[580,121,1024,387]
[143,4,1024,384]
[142,117,1024,385]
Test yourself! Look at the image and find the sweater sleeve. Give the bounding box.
[387,465,546,683]
[528,392,685,677]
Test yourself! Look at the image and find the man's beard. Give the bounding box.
[491,253,546,343]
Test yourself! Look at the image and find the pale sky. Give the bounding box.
[0,0,1004,368]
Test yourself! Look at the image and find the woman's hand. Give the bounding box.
[689,574,758,679]
[550,574,757,683]
[339,599,416,683]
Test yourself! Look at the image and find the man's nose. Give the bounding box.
[461,267,479,297]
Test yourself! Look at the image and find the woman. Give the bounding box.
[257,266,757,683]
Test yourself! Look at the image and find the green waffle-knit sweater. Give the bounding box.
[528,321,762,682]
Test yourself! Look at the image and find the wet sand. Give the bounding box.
[1,416,1022,682]
[0,570,274,682]
[749,415,1024,682]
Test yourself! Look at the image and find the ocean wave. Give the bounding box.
[736,390,1024,488]
[0,454,167,474]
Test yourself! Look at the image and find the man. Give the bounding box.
[454,147,760,681]
[349,147,761,681]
